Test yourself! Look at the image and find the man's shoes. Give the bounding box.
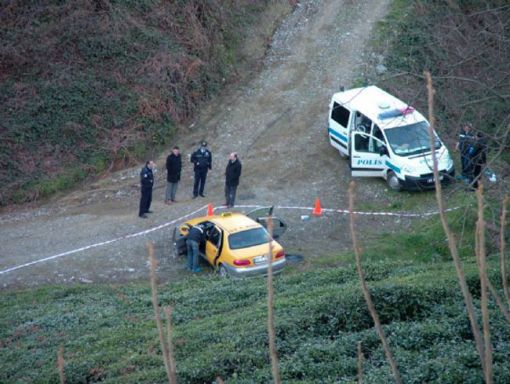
[139,214,148,219]
[164,200,171,205]
[147,210,154,214]
[199,193,206,197]
[171,199,178,203]
[192,195,198,199]
[193,267,202,273]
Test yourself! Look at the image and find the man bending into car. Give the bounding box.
[187,224,205,272]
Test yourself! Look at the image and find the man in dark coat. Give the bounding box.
[139,160,155,218]
[469,132,488,189]
[190,141,212,198]
[225,152,242,208]
[186,224,205,272]
[165,146,182,204]
[455,123,476,182]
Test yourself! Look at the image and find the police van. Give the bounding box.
[327,86,455,190]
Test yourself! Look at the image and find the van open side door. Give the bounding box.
[350,132,387,178]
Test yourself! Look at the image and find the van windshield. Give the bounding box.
[228,228,270,250]
[384,121,441,156]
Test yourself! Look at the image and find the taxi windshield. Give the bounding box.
[229,228,269,250]
[385,121,441,156]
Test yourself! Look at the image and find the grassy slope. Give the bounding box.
[1,259,509,383]
[0,0,288,205]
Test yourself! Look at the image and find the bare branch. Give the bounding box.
[424,71,486,375]
[164,306,178,383]
[501,196,510,309]
[266,215,281,384]
[357,341,364,384]
[148,242,173,384]
[476,185,493,383]
[57,345,66,384]
[348,181,401,384]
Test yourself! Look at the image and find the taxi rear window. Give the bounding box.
[228,228,269,250]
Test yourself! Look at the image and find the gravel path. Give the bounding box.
[0,0,398,289]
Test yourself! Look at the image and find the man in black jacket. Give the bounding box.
[225,152,242,208]
[139,160,155,218]
[469,132,488,189]
[190,141,212,198]
[165,146,182,204]
[455,123,475,182]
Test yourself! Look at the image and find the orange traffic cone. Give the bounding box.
[207,203,214,217]
[312,198,322,216]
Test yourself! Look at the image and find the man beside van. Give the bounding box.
[455,123,475,182]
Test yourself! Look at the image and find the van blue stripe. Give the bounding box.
[385,161,401,174]
[328,127,347,143]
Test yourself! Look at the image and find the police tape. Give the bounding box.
[222,204,460,218]
[0,203,459,276]
[0,205,208,276]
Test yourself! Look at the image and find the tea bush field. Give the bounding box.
[1,260,509,383]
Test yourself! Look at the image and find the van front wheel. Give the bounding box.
[387,171,402,191]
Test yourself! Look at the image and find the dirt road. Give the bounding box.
[1,0,402,289]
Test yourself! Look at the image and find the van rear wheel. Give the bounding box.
[387,171,402,191]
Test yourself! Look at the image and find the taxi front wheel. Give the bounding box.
[218,264,229,278]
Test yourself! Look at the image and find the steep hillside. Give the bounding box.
[0,0,292,205]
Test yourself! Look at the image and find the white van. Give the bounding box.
[327,86,455,190]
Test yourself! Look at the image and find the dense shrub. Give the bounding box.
[0,0,289,205]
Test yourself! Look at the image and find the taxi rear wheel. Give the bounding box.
[218,264,229,278]
[387,171,402,191]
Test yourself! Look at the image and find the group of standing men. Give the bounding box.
[455,123,488,189]
[138,141,242,218]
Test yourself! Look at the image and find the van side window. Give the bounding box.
[372,125,385,142]
[354,112,372,133]
[331,102,350,127]
[368,125,385,153]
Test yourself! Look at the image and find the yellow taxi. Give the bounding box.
[172,208,287,277]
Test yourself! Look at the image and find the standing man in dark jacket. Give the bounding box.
[455,122,475,182]
[470,132,488,189]
[139,160,155,218]
[165,146,182,204]
[186,224,205,272]
[225,152,242,208]
[190,141,212,198]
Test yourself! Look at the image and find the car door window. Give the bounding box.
[208,226,221,248]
